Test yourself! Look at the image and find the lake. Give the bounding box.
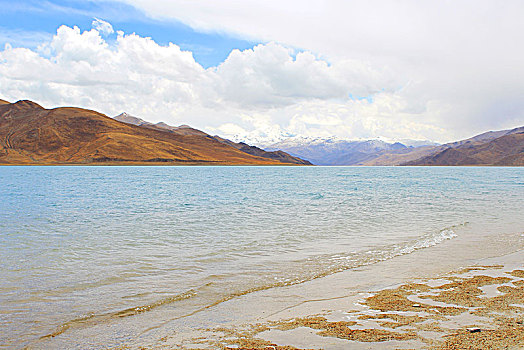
[0,166,523,348]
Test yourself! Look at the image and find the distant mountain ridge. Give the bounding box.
[114,113,210,137]
[0,100,309,165]
[260,137,433,165]
[1,98,521,166]
[404,127,524,166]
[113,112,311,165]
[212,136,311,165]
[442,126,524,148]
[257,127,523,166]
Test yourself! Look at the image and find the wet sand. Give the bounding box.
[177,254,523,349]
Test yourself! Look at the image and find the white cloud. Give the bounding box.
[0,18,522,144]
[91,18,114,36]
[110,0,524,136]
[210,97,448,144]
[116,0,524,64]
[209,42,391,109]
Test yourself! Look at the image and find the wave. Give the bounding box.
[270,222,466,286]
[38,223,465,341]
[39,289,196,340]
[328,223,462,267]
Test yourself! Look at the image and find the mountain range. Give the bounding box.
[260,137,417,165]
[404,126,524,166]
[258,127,524,166]
[112,113,310,165]
[0,100,309,165]
[0,98,522,166]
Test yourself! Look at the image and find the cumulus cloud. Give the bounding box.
[209,42,391,109]
[91,18,114,36]
[0,18,522,144]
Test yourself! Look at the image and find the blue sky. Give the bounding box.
[0,0,257,68]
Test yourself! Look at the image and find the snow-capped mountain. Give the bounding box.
[225,130,296,146]
[113,113,440,166]
[251,136,438,165]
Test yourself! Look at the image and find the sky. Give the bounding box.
[0,0,523,144]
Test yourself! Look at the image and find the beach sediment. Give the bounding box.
[179,251,524,350]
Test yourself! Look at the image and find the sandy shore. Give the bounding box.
[170,250,524,350]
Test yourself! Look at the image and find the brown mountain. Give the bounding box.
[0,100,307,165]
[403,130,524,166]
[360,126,524,166]
[445,126,524,147]
[113,112,311,164]
[212,136,311,165]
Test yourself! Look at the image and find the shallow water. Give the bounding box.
[0,166,522,348]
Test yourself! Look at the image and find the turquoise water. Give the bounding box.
[0,166,523,348]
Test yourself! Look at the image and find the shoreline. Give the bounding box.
[1,163,522,167]
[0,162,307,166]
[149,227,524,350]
[27,225,524,349]
[176,250,524,350]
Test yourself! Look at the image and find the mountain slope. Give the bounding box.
[114,113,209,136]
[403,131,524,166]
[213,136,311,165]
[113,112,310,164]
[445,126,524,148]
[0,100,298,165]
[362,127,524,166]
